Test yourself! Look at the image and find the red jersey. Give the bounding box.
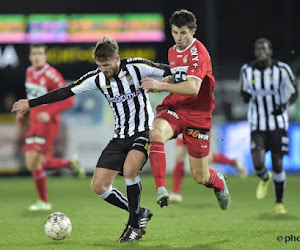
[25,63,74,122]
[159,38,215,120]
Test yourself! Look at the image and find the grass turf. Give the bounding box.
[0,175,299,249]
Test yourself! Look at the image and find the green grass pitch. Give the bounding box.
[0,175,299,249]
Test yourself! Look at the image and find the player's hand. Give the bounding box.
[37,112,51,123]
[272,103,287,115]
[11,99,30,114]
[162,75,174,83]
[141,78,163,93]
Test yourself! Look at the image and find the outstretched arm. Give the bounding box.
[11,87,74,114]
[141,77,201,96]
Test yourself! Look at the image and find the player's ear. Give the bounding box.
[191,28,196,36]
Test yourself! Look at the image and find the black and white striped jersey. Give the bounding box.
[70,58,170,138]
[240,60,297,131]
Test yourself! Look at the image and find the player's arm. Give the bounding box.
[130,58,171,78]
[239,64,253,103]
[12,69,100,114]
[141,76,201,96]
[11,86,74,114]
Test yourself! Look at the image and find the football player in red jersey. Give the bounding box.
[142,9,231,209]
[15,44,85,211]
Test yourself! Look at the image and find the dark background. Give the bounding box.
[1,0,300,118]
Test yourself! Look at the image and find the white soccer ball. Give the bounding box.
[44,212,72,240]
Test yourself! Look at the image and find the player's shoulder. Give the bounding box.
[74,68,100,84]
[44,64,63,79]
[124,57,151,65]
[277,61,291,69]
[240,62,251,71]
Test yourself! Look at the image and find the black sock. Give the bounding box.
[99,186,128,211]
[125,176,142,228]
[256,168,269,181]
[272,171,286,203]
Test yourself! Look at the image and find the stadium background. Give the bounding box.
[1,0,300,175]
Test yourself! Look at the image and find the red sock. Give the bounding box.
[42,157,72,170]
[149,141,166,190]
[32,168,48,202]
[212,153,236,167]
[172,162,184,194]
[205,168,224,192]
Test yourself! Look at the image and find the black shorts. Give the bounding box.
[250,129,289,155]
[96,131,150,175]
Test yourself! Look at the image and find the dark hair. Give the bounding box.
[93,36,119,61]
[30,43,48,53]
[254,38,272,50]
[169,9,197,30]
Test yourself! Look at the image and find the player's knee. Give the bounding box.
[90,181,107,195]
[123,169,139,180]
[150,127,163,141]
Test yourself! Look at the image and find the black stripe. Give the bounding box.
[106,78,121,138]
[114,76,130,137]
[125,67,140,133]
[111,189,128,203]
[270,67,279,129]
[133,65,149,131]
[260,69,269,130]
[251,66,260,130]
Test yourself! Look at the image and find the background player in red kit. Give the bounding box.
[15,43,85,211]
[141,9,230,209]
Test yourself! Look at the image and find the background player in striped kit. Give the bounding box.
[141,9,230,210]
[12,37,171,243]
[169,135,248,203]
[240,38,298,214]
[15,43,85,211]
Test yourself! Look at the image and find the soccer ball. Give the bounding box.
[44,212,72,240]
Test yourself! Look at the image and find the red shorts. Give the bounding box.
[24,119,60,154]
[155,108,211,158]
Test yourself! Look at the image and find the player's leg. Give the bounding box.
[118,150,146,243]
[184,125,230,210]
[209,153,248,179]
[118,133,153,242]
[169,137,187,203]
[189,154,230,210]
[270,129,288,214]
[271,153,287,214]
[25,150,52,211]
[251,131,272,199]
[42,155,86,178]
[90,168,127,209]
[149,118,174,207]
[91,139,128,211]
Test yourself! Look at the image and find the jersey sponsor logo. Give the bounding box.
[185,126,209,140]
[25,82,47,99]
[166,109,179,119]
[171,66,188,83]
[107,89,142,103]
